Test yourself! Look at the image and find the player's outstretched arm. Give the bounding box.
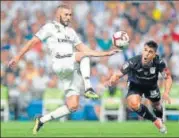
[76,43,121,57]
[106,70,124,86]
[161,68,173,104]
[8,36,40,68]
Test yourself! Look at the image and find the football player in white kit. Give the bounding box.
[8,5,120,134]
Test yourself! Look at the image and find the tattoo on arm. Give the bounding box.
[161,68,171,79]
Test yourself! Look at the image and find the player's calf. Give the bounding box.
[127,95,157,122]
[152,101,163,120]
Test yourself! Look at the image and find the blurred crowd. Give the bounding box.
[1,1,179,120]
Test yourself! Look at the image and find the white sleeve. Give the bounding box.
[72,29,82,47]
[35,23,53,41]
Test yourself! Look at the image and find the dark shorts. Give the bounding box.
[126,82,161,103]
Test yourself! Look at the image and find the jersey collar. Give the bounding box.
[53,20,66,29]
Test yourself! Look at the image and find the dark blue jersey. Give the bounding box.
[120,55,166,86]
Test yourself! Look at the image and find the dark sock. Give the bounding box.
[153,106,163,119]
[135,104,157,122]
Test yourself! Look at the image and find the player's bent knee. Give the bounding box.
[66,96,79,111]
[67,102,79,111]
[127,94,141,111]
[127,100,140,111]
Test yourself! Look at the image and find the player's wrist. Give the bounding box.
[163,91,170,95]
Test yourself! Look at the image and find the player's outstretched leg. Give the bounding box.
[153,118,167,134]
[152,101,164,120]
[32,95,79,134]
[151,101,167,133]
[76,53,99,99]
[127,95,167,134]
[32,104,71,134]
[33,116,44,134]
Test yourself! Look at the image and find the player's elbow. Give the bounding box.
[32,36,41,45]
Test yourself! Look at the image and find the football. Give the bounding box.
[112,31,130,49]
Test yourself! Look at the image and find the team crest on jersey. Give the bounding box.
[150,67,156,74]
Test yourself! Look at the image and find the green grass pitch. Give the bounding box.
[1,121,179,137]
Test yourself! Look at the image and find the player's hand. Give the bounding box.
[105,75,119,86]
[107,49,121,56]
[162,92,171,104]
[8,56,20,69]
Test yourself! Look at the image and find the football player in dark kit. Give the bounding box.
[106,40,172,134]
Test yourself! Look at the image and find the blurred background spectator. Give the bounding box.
[1,1,179,121]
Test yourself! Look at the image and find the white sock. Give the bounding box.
[40,105,70,123]
[80,56,92,90]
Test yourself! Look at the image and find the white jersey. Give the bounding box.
[35,21,84,97]
[35,20,82,61]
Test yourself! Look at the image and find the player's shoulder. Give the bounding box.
[154,55,166,65]
[128,55,141,64]
[67,26,76,33]
[41,21,56,29]
[124,55,141,69]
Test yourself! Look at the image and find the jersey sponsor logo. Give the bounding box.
[58,38,74,44]
[144,72,148,75]
[55,53,72,59]
[136,75,156,80]
[65,35,70,40]
[150,67,156,74]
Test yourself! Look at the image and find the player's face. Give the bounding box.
[59,8,72,27]
[142,45,156,66]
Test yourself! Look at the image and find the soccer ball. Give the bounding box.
[112,31,130,49]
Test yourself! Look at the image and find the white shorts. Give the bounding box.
[52,54,83,97]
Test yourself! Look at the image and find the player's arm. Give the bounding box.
[76,43,120,57]
[8,37,41,68]
[17,37,40,60]
[107,61,131,86]
[107,70,124,86]
[9,23,52,68]
[159,60,173,104]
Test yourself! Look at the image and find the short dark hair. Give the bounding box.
[145,40,158,51]
[57,4,70,10]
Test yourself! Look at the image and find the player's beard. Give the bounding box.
[60,16,69,27]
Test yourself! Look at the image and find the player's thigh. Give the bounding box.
[64,70,82,101]
[126,83,143,109]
